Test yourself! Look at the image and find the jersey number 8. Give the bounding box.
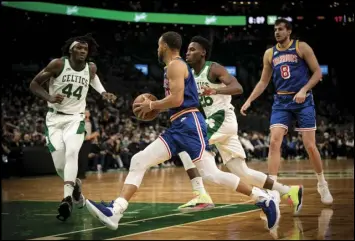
[280,65,291,79]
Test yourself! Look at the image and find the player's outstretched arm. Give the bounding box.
[29,58,64,104]
[201,63,243,96]
[89,63,117,103]
[150,60,185,110]
[240,48,273,116]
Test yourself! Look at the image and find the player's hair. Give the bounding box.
[190,36,211,60]
[61,33,99,58]
[161,31,182,51]
[275,19,293,30]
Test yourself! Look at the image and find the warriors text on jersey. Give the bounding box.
[163,58,200,119]
[271,40,310,93]
[193,61,234,117]
[48,57,91,114]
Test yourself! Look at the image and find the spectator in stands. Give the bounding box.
[22,133,34,147]
[100,135,124,171]
[251,133,266,160]
[239,133,255,160]
[295,134,306,159]
[7,130,24,176]
[83,109,101,173]
[286,136,298,160]
[319,132,332,159]
[345,134,354,158]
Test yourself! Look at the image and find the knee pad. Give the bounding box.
[206,169,240,190]
[178,152,196,170]
[129,149,158,172]
[226,157,249,180]
[125,151,151,188]
[196,153,240,190]
[226,158,267,187]
[129,151,146,171]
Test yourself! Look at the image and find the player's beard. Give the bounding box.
[277,36,288,44]
[158,51,165,66]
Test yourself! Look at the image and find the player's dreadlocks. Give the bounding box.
[61,33,99,59]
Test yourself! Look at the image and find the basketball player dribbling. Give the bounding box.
[240,19,333,205]
[30,34,116,221]
[85,31,281,231]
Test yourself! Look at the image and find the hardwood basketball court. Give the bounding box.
[2,159,354,240]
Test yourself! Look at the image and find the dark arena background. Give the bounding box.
[2,0,354,240]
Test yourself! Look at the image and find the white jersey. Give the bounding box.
[48,57,91,114]
[193,61,234,117]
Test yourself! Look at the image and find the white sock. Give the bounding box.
[269,175,278,182]
[114,197,128,214]
[316,172,326,185]
[64,184,74,198]
[191,177,206,195]
[250,187,269,202]
[272,181,291,196]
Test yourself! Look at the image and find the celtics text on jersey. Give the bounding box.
[48,57,91,114]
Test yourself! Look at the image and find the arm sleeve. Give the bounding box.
[90,74,106,94]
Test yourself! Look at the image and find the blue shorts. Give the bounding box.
[270,94,316,132]
[160,111,209,162]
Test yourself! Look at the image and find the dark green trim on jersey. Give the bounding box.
[206,62,221,84]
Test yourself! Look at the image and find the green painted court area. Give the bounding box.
[1,201,259,240]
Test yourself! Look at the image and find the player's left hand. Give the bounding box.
[102,92,117,103]
[293,89,307,104]
[133,95,152,119]
[201,86,217,96]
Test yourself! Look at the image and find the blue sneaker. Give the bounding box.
[255,193,280,230]
[85,199,123,230]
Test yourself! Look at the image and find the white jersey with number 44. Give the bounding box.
[193,61,234,117]
[48,57,91,114]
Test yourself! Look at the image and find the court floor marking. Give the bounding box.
[11,168,354,181]
[106,205,258,240]
[30,200,253,240]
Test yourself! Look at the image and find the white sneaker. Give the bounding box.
[86,200,123,230]
[317,182,333,205]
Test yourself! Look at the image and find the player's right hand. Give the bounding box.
[240,101,251,116]
[102,92,117,103]
[48,94,65,104]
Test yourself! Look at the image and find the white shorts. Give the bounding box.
[206,108,246,164]
[45,111,86,152]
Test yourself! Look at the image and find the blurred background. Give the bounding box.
[2,0,354,178]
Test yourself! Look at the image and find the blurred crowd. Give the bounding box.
[2,1,354,177]
[2,70,353,176]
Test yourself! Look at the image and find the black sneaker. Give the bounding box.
[56,196,73,222]
[73,178,85,209]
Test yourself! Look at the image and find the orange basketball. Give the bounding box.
[132,93,160,121]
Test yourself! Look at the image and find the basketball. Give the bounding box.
[132,93,160,121]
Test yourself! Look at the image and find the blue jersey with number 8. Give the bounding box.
[271,40,309,93]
